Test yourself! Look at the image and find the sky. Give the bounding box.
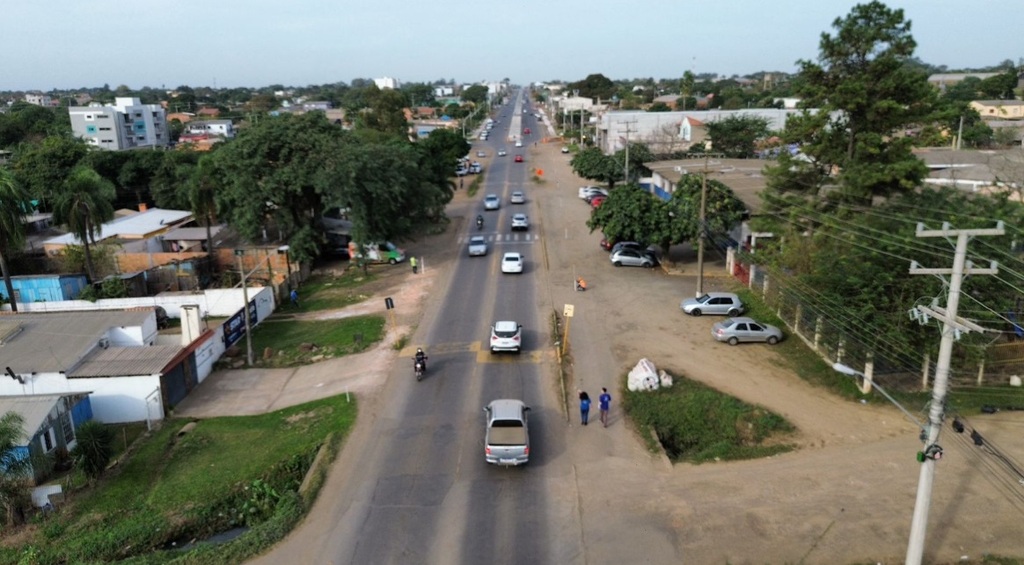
[1,0,1020,92]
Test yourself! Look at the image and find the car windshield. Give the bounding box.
[470,237,484,244]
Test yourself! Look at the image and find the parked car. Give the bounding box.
[711,317,783,345]
[490,320,523,353]
[467,236,488,257]
[501,252,524,274]
[578,186,608,200]
[484,194,500,210]
[681,292,745,316]
[609,248,656,268]
[347,241,405,265]
[589,196,607,208]
[510,191,525,204]
[455,167,469,176]
[483,399,531,466]
[498,149,507,156]
[511,213,529,231]
[476,150,486,157]
[599,237,616,251]
[561,146,570,154]
[469,162,482,174]
[611,241,648,254]
[514,155,523,163]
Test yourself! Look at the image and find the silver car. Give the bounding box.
[484,194,500,210]
[681,292,745,316]
[510,191,525,204]
[711,317,783,345]
[511,213,529,231]
[467,236,487,256]
[609,248,656,268]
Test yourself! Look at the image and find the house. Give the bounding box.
[68,97,169,151]
[0,394,93,485]
[651,94,680,110]
[184,119,235,139]
[915,148,1024,193]
[166,112,194,124]
[374,77,401,90]
[434,86,454,97]
[0,274,88,304]
[596,109,806,154]
[42,207,193,256]
[196,107,221,118]
[414,107,437,119]
[24,93,52,107]
[970,100,1024,121]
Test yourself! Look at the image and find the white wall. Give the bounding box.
[6,286,274,319]
[0,372,162,424]
[193,328,226,384]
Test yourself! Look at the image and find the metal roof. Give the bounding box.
[67,345,181,377]
[0,394,71,443]
[44,208,193,246]
[0,310,154,373]
[163,225,224,241]
[646,158,769,213]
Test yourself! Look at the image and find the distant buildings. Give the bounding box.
[24,93,53,107]
[374,77,401,90]
[68,97,169,150]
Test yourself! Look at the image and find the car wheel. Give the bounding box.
[613,261,622,267]
[767,336,779,345]
[727,337,739,346]
[690,309,702,317]
[727,308,740,317]
[642,262,652,268]
[490,348,496,354]
[389,258,397,265]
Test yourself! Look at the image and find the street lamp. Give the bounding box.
[832,362,926,432]
[277,245,292,293]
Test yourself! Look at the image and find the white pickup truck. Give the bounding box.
[483,399,531,466]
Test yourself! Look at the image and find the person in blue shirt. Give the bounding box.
[599,388,612,427]
[578,390,591,425]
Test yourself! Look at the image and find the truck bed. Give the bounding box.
[487,428,527,446]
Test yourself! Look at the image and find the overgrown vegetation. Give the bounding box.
[248,315,385,367]
[624,372,795,463]
[0,396,356,565]
[292,271,377,312]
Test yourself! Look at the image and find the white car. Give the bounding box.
[467,236,487,257]
[497,149,507,156]
[484,194,500,210]
[490,320,523,353]
[515,140,523,147]
[510,191,525,204]
[511,214,529,231]
[561,146,570,154]
[578,186,609,200]
[501,252,524,274]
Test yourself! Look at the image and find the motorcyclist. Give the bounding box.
[476,215,484,229]
[575,277,587,291]
[415,348,428,372]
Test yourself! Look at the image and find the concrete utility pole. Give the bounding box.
[695,155,710,297]
[235,249,255,366]
[622,119,637,184]
[905,221,1003,565]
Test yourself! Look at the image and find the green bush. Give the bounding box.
[624,372,795,463]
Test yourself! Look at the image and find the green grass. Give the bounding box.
[249,315,385,367]
[3,396,357,565]
[623,372,795,464]
[286,271,378,313]
[466,172,484,197]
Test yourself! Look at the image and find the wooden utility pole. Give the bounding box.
[695,155,710,296]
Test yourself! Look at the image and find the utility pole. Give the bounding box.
[622,119,637,184]
[235,249,255,366]
[905,221,1003,565]
[695,154,710,297]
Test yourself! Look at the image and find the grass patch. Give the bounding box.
[466,172,484,197]
[249,316,385,367]
[530,174,546,184]
[286,271,377,313]
[2,396,357,565]
[623,371,795,463]
[734,288,1024,416]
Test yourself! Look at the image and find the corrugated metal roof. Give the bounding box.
[44,208,193,246]
[647,158,768,213]
[0,310,154,372]
[0,394,67,443]
[67,345,181,377]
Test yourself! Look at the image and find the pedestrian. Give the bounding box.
[599,387,611,427]
[459,178,464,190]
[410,256,418,274]
[578,390,591,426]
[290,288,299,308]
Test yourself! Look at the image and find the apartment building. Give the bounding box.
[68,97,169,150]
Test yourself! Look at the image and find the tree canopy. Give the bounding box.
[705,115,771,158]
[461,85,489,105]
[568,73,617,102]
[764,1,935,208]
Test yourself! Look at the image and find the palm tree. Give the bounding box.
[0,412,31,526]
[0,169,31,312]
[190,156,220,284]
[51,166,116,282]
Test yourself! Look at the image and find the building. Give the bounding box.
[68,97,169,150]
[374,77,401,90]
[0,274,88,304]
[42,207,193,256]
[0,394,92,484]
[183,119,235,139]
[24,93,52,107]
[434,85,454,97]
[970,100,1024,121]
[596,109,805,154]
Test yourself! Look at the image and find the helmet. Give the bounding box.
[417,348,423,354]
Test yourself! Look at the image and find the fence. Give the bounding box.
[731,250,1024,392]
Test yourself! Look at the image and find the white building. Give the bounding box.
[374,77,401,90]
[597,109,805,154]
[24,93,52,107]
[68,97,169,151]
[434,86,454,97]
[184,119,235,139]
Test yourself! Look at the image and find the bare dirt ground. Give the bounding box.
[214,127,1024,564]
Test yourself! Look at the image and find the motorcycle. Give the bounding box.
[476,217,484,230]
[414,360,425,381]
